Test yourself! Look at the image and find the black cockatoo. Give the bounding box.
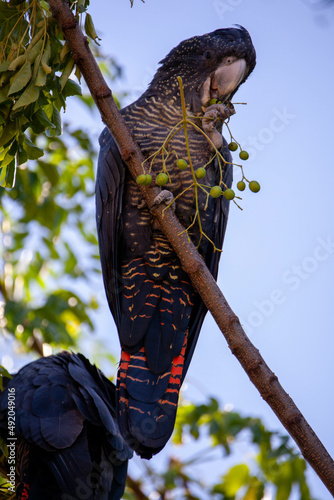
[0,352,132,499]
[96,27,256,459]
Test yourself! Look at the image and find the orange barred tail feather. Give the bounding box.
[117,333,188,459]
[115,253,197,458]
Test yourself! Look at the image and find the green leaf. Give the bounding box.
[0,145,10,162]
[223,464,250,495]
[63,79,82,97]
[84,13,101,45]
[59,58,75,90]
[243,479,265,500]
[276,481,292,500]
[0,158,16,188]
[30,108,55,134]
[6,159,16,187]
[0,84,10,104]
[41,39,51,67]
[46,107,62,136]
[0,165,6,185]
[37,40,52,83]
[26,34,44,62]
[23,137,44,160]
[59,42,70,63]
[12,81,39,110]
[0,121,16,148]
[39,0,51,12]
[0,61,10,72]
[42,236,60,259]
[0,151,14,169]
[17,146,28,166]
[35,64,47,87]
[0,365,12,392]
[190,423,199,440]
[8,139,17,157]
[8,54,26,72]
[0,67,10,86]
[8,60,32,95]
[39,161,60,186]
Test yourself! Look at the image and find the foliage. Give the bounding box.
[172,398,314,499]
[0,0,123,353]
[0,0,112,188]
[0,123,100,352]
[123,398,317,499]
[0,366,11,391]
[0,2,318,499]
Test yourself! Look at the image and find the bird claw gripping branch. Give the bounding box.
[202,102,236,149]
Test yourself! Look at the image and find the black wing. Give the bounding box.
[95,129,232,458]
[95,127,232,379]
[0,352,132,500]
[96,128,125,330]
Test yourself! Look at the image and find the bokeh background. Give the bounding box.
[2,0,334,498]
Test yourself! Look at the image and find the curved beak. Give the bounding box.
[200,57,247,107]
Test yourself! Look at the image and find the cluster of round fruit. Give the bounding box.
[227,141,260,196]
[136,159,188,187]
[136,148,260,201]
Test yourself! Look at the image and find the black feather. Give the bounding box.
[0,352,132,499]
[96,27,255,458]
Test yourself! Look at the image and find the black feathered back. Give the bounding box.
[0,352,132,499]
[95,27,255,459]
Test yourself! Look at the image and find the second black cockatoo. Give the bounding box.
[0,352,132,500]
[96,27,256,459]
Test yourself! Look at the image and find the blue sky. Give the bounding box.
[2,0,334,497]
[83,1,334,497]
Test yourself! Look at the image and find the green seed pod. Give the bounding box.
[223,188,235,200]
[239,150,249,160]
[136,174,147,185]
[177,159,188,170]
[249,180,261,193]
[237,180,246,191]
[144,174,152,185]
[156,173,169,186]
[228,142,238,151]
[195,167,206,179]
[210,186,222,198]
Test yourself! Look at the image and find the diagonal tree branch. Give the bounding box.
[125,474,150,500]
[47,0,334,494]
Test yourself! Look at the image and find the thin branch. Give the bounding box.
[126,473,150,500]
[46,0,334,494]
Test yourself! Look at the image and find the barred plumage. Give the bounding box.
[96,26,256,458]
